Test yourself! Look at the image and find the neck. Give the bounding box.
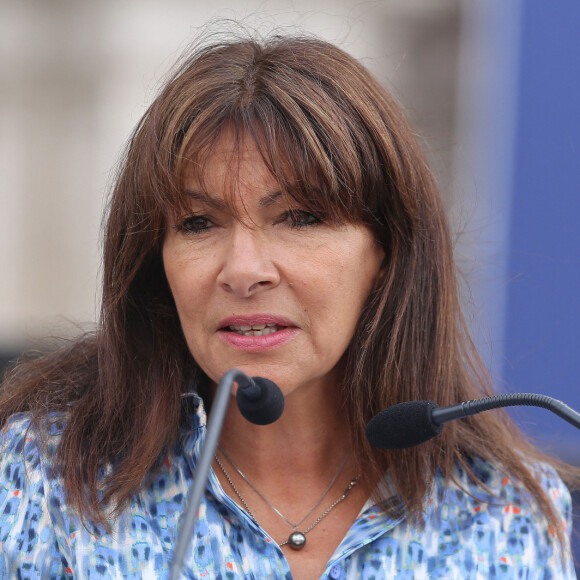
[216,379,352,479]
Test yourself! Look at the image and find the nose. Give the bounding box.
[217,225,280,297]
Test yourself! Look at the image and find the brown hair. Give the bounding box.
[0,32,573,541]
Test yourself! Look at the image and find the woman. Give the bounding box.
[0,33,575,578]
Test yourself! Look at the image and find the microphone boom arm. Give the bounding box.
[169,369,266,580]
[431,392,580,430]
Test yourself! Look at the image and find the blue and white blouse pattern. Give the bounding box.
[0,396,575,579]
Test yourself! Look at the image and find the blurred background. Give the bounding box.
[1,0,579,565]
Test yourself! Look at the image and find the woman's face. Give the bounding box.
[162,135,384,398]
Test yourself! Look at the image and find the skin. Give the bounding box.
[163,133,384,578]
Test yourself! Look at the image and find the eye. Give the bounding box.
[278,209,322,229]
[174,215,213,234]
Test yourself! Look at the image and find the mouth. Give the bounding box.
[217,316,298,351]
[226,323,286,337]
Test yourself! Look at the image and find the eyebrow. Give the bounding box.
[184,189,284,209]
[183,189,227,210]
[259,191,283,207]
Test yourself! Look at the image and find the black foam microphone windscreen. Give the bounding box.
[365,401,443,449]
[236,377,285,425]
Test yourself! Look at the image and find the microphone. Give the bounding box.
[365,401,443,450]
[366,393,580,450]
[236,376,285,425]
[169,369,284,580]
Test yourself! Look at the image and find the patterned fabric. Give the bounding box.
[0,395,575,579]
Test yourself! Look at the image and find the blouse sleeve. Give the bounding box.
[0,414,68,578]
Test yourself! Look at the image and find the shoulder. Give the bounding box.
[0,412,40,463]
[0,411,65,491]
[425,455,574,574]
[0,411,65,456]
[0,414,41,517]
[442,455,572,521]
[0,411,66,505]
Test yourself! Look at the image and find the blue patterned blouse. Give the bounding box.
[0,395,575,579]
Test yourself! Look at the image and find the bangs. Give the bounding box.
[167,114,367,225]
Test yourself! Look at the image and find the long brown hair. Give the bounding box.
[0,32,573,540]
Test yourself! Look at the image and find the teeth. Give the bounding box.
[229,323,282,336]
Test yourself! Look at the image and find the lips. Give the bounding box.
[217,315,298,351]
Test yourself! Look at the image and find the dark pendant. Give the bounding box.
[288,531,306,550]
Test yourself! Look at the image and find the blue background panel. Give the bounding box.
[504,0,580,461]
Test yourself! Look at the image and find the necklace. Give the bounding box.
[214,450,360,550]
[217,445,350,529]
[278,477,359,550]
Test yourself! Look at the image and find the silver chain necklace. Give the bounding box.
[214,449,359,550]
[217,445,350,528]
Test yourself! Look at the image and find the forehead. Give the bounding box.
[184,134,277,195]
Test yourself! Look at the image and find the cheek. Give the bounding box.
[296,253,371,336]
[315,242,381,330]
[163,247,213,324]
